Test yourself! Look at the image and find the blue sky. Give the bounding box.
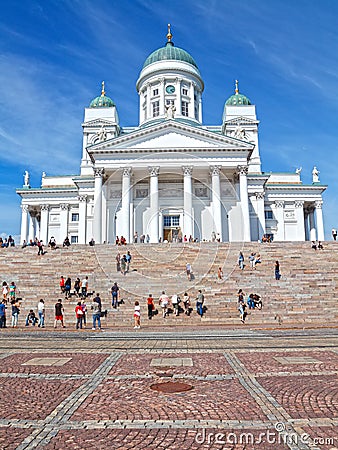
[0,0,337,239]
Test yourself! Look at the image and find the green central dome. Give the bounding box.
[143,41,198,69]
[89,82,115,108]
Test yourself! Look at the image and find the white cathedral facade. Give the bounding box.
[18,27,326,245]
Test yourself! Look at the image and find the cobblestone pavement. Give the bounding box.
[0,328,337,449]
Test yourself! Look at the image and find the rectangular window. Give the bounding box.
[71,213,79,222]
[152,101,159,117]
[71,235,78,244]
[166,99,175,106]
[163,216,180,227]
[264,210,273,220]
[182,88,188,95]
[181,101,189,117]
[172,216,180,226]
[153,88,159,96]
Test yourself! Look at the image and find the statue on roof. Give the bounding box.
[312,166,320,183]
[23,171,30,187]
[97,125,107,142]
[234,125,247,140]
[165,103,176,119]
[295,167,302,175]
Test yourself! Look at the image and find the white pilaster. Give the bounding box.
[182,166,194,239]
[78,195,87,244]
[148,166,160,243]
[189,81,195,117]
[315,200,324,241]
[294,201,305,241]
[159,78,165,116]
[255,192,266,239]
[28,212,36,242]
[238,166,251,241]
[20,204,29,245]
[273,201,285,241]
[146,84,151,120]
[176,78,182,116]
[60,204,69,241]
[93,168,104,244]
[210,166,222,241]
[121,167,132,243]
[40,205,50,245]
[309,208,316,241]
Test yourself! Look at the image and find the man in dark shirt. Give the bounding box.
[54,299,65,328]
[111,283,119,308]
[93,293,102,309]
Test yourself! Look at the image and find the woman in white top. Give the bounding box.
[134,301,140,328]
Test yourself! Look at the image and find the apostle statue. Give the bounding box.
[165,103,176,119]
[312,166,320,183]
[24,171,30,187]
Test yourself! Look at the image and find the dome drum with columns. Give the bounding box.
[17,26,326,245]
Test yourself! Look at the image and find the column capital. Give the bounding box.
[237,165,248,176]
[274,200,284,208]
[295,200,304,208]
[148,166,160,177]
[315,200,323,209]
[40,204,50,211]
[255,192,265,200]
[210,165,222,176]
[60,203,69,211]
[94,168,105,178]
[122,167,132,177]
[21,204,29,213]
[78,195,88,203]
[182,166,193,176]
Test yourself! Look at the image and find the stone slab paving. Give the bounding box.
[0,329,337,449]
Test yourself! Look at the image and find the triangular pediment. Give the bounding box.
[88,120,254,153]
[224,116,259,125]
[82,118,116,128]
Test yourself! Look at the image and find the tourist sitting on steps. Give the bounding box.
[25,309,38,326]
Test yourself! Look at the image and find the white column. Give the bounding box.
[183,166,193,239]
[210,166,222,241]
[28,212,36,242]
[176,78,182,116]
[146,84,151,120]
[304,211,309,241]
[315,200,324,241]
[189,81,195,117]
[78,195,87,244]
[20,205,29,245]
[309,208,316,241]
[148,166,160,243]
[294,201,305,241]
[121,167,132,243]
[273,201,285,241]
[40,205,49,245]
[60,204,69,241]
[93,168,104,244]
[255,192,266,239]
[198,92,203,123]
[238,166,251,241]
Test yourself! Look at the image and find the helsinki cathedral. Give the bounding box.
[17,25,326,245]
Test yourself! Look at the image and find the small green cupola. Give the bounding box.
[89,81,115,108]
[225,80,251,106]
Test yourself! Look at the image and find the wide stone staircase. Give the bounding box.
[0,242,337,328]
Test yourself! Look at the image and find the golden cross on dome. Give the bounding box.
[101,81,105,96]
[235,80,239,94]
[167,23,172,42]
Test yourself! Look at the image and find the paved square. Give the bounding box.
[150,357,194,367]
[274,356,322,364]
[22,357,72,366]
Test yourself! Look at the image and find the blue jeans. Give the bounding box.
[38,312,44,327]
[112,293,118,307]
[92,314,101,329]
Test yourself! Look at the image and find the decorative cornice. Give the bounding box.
[148,166,160,177]
[94,168,105,178]
[182,166,193,176]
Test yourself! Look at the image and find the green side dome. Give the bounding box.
[143,25,198,69]
[89,82,115,108]
[225,81,251,105]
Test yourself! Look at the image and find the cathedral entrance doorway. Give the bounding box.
[163,215,181,242]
